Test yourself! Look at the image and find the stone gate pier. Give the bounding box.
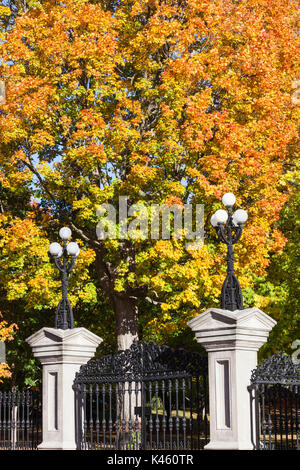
[188,307,276,450]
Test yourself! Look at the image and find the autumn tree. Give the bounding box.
[0,0,299,351]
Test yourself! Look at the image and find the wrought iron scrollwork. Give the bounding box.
[74,342,208,385]
[249,352,300,451]
[250,351,300,385]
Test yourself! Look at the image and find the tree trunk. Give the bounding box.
[94,251,140,351]
[111,294,139,351]
[110,294,140,447]
[95,252,142,443]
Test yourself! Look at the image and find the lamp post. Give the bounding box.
[49,227,80,329]
[211,193,248,311]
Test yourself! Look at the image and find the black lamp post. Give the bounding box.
[211,193,248,311]
[49,227,80,329]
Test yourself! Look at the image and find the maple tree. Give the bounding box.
[0,0,299,351]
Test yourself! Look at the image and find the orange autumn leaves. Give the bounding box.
[0,0,118,195]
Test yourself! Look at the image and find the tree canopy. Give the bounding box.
[0,0,299,363]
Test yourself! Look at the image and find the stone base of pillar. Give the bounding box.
[187,307,276,451]
[26,327,102,451]
[38,441,77,451]
[205,441,253,450]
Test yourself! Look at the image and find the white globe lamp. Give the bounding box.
[59,226,72,240]
[66,242,80,257]
[232,209,248,226]
[214,209,228,225]
[222,192,236,208]
[49,242,63,258]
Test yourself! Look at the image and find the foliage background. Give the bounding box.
[0,0,298,386]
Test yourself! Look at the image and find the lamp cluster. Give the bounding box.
[210,193,248,312]
[211,193,248,228]
[49,227,80,330]
[49,227,80,259]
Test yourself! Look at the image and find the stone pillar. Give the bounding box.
[187,307,276,450]
[26,327,102,450]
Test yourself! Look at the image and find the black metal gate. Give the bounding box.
[249,352,300,450]
[73,342,209,450]
[0,388,42,450]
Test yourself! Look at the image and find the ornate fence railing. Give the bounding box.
[73,342,209,450]
[249,352,300,450]
[0,388,42,450]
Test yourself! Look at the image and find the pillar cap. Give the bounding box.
[26,327,103,365]
[187,307,276,352]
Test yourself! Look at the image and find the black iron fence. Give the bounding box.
[0,389,42,450]
[73,342,209,450]
[249,352,300,450]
